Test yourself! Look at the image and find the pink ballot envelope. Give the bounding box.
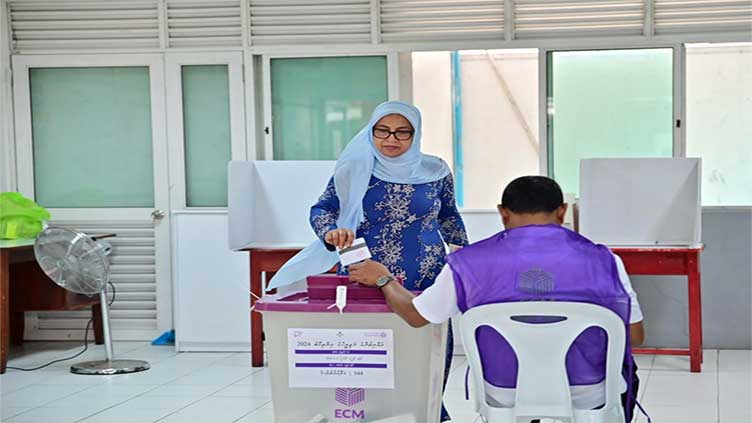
[337,238,372,266]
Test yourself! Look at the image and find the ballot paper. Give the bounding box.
[337,238,372,266]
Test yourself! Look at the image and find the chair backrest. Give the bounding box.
[459,301,626,422]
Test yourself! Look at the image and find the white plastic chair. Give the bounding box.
[459,302,627,423]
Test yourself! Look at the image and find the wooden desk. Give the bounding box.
[612,246,705,372]
[0,239,104,374]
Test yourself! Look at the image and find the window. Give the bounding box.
[181,65,232,207]
[547,49,674,195]
[271,56,389,160]
[413,50,540,209]
[686,43,752,206]
[30,67,154,208]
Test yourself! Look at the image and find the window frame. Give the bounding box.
[538,44,686,182]
[261,52,401,160]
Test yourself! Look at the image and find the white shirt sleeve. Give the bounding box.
[611,253,644,323]
[412,264,461,324]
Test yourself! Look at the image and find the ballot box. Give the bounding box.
[255,275,448,423]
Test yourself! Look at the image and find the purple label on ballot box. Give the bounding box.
[334,388,366,421]
[335,388,365,407]
[288,329,394,389]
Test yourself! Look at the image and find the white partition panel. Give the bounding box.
[229,160,336,250]
[579,158,702,246]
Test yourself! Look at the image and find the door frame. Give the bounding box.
[11,53,172,340]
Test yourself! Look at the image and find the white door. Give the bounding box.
[164,51,251,351]
[12,54,171,341]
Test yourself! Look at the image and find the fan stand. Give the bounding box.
[71,290,150,375]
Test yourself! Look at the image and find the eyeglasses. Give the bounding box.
[373,127,414,141]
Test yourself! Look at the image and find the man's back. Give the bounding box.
[445,224,632,408]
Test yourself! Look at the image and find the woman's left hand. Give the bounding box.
[348,260,391,287]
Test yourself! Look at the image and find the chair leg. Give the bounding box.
[10,312,24,345]
[92,304,104,345]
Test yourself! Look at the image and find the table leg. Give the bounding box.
[687,254,702,372]
[250,252,264,367]
[697,269,704,364]
[1,250,10,374]
[10,311,24,345]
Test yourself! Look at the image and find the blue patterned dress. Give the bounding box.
[310,174,469,289]
[310,173,468,422]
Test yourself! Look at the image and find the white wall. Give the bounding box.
[0,2,15,193]
[686,43,752,206]
[412,52,454,170]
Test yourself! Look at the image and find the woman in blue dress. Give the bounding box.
[269,101,468,422]
[309,128,468,289]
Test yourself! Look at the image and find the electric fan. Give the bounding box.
[33,227,150,375]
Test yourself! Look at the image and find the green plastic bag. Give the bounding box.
[0,192,51,239]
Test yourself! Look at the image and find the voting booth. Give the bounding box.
[579,158,702,246]
[256,275,448,423]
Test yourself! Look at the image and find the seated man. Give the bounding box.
[349,176,644,421]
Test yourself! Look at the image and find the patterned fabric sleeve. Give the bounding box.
[309,177,340,247]
[438,174,470,246]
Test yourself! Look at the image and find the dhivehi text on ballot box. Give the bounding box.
[256,275,448,423]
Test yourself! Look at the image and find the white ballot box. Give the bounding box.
[256,275,448,423]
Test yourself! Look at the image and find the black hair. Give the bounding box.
[501,176,564,214]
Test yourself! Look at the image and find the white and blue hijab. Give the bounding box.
[266,101,450,291]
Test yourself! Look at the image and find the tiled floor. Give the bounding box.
[1,342,749,422]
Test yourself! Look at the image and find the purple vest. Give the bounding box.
[446,224,633,389]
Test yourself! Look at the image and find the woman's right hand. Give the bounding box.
[325,228,356,250]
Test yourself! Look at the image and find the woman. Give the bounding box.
[269,101,468,422]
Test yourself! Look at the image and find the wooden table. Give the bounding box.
[1,238,104,374]
[612,246,705,372]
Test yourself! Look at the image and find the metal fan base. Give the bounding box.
[71,359,150,375]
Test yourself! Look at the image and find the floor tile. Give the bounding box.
[1,406,32,420]
[652,349,718,372]
[633,354,654,370]
[3,345,749,423]
[3,404,104,423]
[719,370,752,423]
[634,404,717,423]
[718,349,751,373]
[641,371,717,407]
[0,383,93,408]
[155,396,269,423]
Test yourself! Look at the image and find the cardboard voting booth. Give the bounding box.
[256,275,448,423]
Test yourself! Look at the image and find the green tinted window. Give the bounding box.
[30,67,154,208]
[182,65,232,207]
[548,49,674,195]
[271,56,389,160]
